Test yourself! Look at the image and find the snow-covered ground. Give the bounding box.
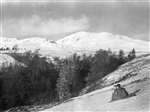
[39,54,150,112]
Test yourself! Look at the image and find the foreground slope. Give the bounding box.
[40,54,150,112]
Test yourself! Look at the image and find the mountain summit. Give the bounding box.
[57,32,149,54]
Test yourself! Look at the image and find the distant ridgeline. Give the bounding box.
[0,46,27,53]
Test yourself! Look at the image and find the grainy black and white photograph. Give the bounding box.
[0,0,150,112]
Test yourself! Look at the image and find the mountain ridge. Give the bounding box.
[0,32,149,57]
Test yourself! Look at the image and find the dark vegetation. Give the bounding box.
[0,48,136,111]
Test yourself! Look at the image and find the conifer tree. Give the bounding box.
[56,61,71,101]
[128,48,136,61]
[118,50,126,65]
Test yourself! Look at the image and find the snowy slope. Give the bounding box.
[40,80,150,112]
[102,54,150,86]
[39,54,150,112]
[0,54,23,69]
[81,54,150,95]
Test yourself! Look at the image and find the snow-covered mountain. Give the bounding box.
[0,32,149,57]
[0,37,70,57]
[57,32,149,54]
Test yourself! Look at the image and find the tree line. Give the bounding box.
[0,48,136,111]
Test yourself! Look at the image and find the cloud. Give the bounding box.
[1,0,87,4]
[1,1,148,41]
[133,33,149,41]
[2,15,89,38]
[1,0,51,3]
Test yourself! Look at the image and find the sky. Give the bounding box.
[0,0,149,41]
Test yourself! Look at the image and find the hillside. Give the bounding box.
[39,54,150,112]
[0,54,23,69]
[1,32,149,57]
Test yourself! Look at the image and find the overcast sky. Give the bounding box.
[0,0,149,41]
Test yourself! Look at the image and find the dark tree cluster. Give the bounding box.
[56,54,92,101]
[0,53,59,111]
[86,48,136,85]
